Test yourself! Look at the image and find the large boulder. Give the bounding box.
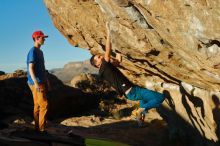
[44,0,220,145]
[0,70,99,122]
[0,71,5,76]
[0,70,32,120]
[44,0,220,91]
[70,73,112,93]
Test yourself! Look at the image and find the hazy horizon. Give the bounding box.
[1,59,91,73]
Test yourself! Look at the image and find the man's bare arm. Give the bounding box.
[29,63,40,91]
[104,22,111,62]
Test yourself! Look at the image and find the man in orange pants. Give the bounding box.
[26,30,50,132]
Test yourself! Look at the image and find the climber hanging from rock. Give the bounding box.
[90,21,165,126]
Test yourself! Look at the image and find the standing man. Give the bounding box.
[26,30,49,132]
[90,23,165,125]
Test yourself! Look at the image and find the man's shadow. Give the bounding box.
[157,89,216,146]
[212,95,220,142]
[157,90,189,145]
[179,86,205,136]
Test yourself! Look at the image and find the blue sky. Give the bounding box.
[0,0,91,73]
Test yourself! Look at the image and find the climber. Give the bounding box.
[90,22,165,125]
[26,30,50,132]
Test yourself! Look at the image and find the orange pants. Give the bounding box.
[29,84,48,131]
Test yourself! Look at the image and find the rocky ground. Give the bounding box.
[0,108,174,146]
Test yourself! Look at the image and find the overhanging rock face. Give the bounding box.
[44,0,220,144]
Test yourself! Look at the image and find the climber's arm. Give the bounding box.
[104,22,111,62]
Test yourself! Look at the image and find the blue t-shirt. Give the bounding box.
[26,47,46,85]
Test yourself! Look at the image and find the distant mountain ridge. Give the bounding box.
[50,60,98,83]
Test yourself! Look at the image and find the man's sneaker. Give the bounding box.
[131,108,145,126]
[67,130,74,137]
[37,128,47,134]
[136,112,145,127]
[39,130,47,134]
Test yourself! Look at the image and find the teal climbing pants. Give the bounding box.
[126,86,165,114]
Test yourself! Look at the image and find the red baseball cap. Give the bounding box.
[32,30,48,39]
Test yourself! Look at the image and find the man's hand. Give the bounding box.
[111,60,120,67]
[47,79,52,91]
[34,82,41,92]
[116,53,122,63]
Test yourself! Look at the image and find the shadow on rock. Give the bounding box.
[157,89,217,146]
[212,94,220,144]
